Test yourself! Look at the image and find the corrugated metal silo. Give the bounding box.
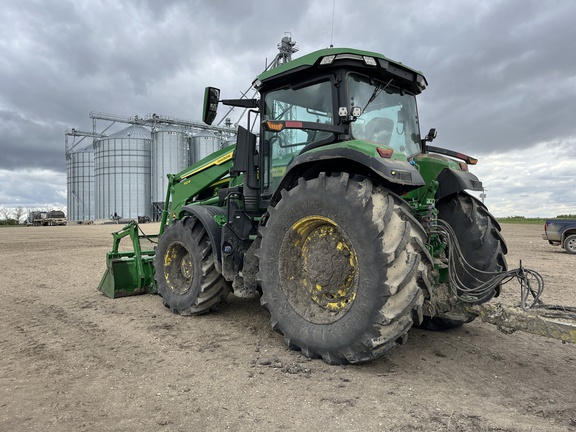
[191,130,221,165]
[151,126,189,203]
[94,125,152,220]
[222,133,237,149]
[151,126,189,221]
[66,148,95,221]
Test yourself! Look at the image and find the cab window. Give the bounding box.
[262,80,334,192]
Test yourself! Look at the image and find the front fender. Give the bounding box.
[181,205,226,271]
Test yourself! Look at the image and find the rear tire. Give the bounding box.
[154,216,230,316]
[258,173,432,364]
[563,234,576,254]
[421,192,507,330]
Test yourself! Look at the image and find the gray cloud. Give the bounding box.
[0,0,575,216]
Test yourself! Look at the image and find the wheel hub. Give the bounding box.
[566,237,576,253]
[279,215,358,323]
[302,225,356,310]
[164,242,193,295]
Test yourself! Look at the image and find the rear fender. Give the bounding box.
[435,168,483,201]
[269,147,425,206]
[561,227,576,243]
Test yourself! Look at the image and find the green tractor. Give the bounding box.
[100,47,511,364]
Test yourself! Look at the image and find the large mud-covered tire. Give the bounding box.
[154,216,230,316]
[437,191,508,296]
[257,173,432,365]
[421,191,507,330]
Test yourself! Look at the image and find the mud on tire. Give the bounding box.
[154,216,231,316]
[257,173,432,365]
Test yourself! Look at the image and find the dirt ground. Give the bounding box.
[1,222,575,431]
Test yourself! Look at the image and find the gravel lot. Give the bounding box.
[1,222,575,431]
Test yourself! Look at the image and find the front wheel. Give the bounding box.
[258,173,432,365]
[154,216,230,316]
[564,234,576,254]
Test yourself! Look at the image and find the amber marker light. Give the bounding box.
[265,121,284,131]
[457,152,478,165]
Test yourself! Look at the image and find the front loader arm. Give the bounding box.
[159,145,235,234]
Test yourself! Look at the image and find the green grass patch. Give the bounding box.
[497,217,546,225]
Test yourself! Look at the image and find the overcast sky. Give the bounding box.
[1,0,575,218]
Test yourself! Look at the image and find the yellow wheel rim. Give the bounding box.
[280,215,358,322]
[163,242,193,295]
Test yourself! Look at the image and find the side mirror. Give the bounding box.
[202,87,220,125]
[424,128,437,142]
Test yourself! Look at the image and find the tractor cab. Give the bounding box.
[204,48,431,208]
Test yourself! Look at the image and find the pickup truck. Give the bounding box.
[542,219,576,254]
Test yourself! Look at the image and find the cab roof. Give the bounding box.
[254,47,428,95]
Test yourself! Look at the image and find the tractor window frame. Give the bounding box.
[347,72,422,158]
[260,77,337,196]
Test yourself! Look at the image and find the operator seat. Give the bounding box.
[363,117,394,145]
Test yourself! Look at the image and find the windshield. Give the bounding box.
[349,73,421,157]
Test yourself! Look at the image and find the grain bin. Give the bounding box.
[94,125,152,220]
[151,126,189,203]
[66,148,95,221]
[191,130,220,165]
[222,133,237,149]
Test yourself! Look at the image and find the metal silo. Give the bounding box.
[222,133,237,149]
[191,130,221,165]
[151,126,189,220]
[94,125,152,220]
[66,148,95,221]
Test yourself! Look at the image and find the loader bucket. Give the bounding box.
[98,221,158,298]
